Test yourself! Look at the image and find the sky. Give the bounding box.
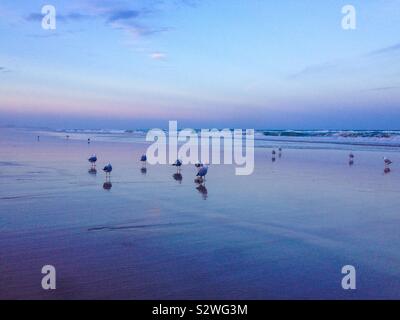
[0,0,400,129]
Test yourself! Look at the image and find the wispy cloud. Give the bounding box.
[364,86,400,92]
[178,0,199,7]
[288,62,337,79]
[26,33,61,38]
[25,5,167,37]
[106,9,141,22]
[25,12,90,22]
[23,1,197,57]
[109,21,169,37]
[368,42,400,56]
[0,66,11,73]
[149,52,167,60]
[104,6,172,37]
[290,41,400,80]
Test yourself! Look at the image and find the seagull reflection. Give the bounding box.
[173,172,183,183]
[88,168,97,174]
[141,167,147,175]
[103,182,112,190]
[196,184,208,200]
[384,167,391,174]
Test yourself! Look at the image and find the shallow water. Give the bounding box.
[1,128,400,299]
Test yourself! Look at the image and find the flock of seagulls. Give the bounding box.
[36,137,394,182]
[88,147,394,191]
[269,146,393,173]
[87,152,209,195]
[271,147,283,162]
[172,158,209,184]
[87,154,112,188]
[346,153,393,173]
[50,133,385,192]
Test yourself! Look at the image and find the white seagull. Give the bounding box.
[103,163,113,180]
[196,165,208,182]
[384,157,393,166]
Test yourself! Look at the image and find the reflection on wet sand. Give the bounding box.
[173,173,183,183]
[103,182,112,190]
[196,184,208,200]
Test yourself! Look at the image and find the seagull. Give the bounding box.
[173,159,183,172]
[348,153,355,166]
[103,163,112,180]
[88,154,97,173]
[88,154,97,166]
[196,165,208,183]
[173,159,183,167]
[384,157,392,166]
[140,154,147,167]
[272,150,276,162]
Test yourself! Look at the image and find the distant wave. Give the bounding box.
[54,128,400,139]
[42,128,400,149]
[254,130,400,148]
[258,130,400,139]
[55,128,147,135]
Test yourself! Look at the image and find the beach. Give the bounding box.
[1,127,400,299]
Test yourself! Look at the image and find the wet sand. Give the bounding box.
[1,128,400,299]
